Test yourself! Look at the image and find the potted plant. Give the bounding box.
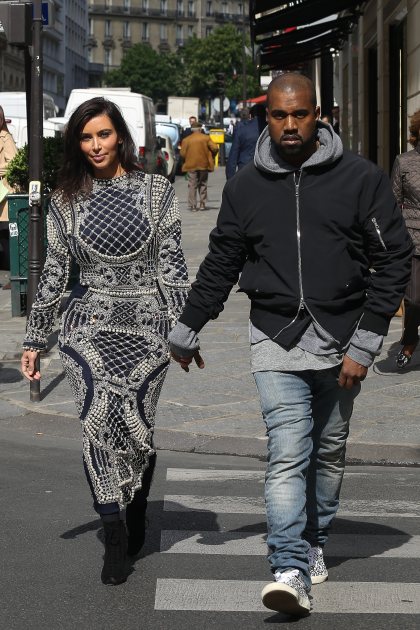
[5,135,64,193]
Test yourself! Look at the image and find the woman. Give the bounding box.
[20,97,190,584]
[391,110,420,368]
[0,105,18,274]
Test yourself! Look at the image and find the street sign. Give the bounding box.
[32,1,49,25]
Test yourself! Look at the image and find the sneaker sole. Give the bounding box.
[261,583,311,616]
[310,572,328,585]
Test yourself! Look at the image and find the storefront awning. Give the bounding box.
[250,0,364,70]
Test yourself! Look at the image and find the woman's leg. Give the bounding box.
[126,452,157,556]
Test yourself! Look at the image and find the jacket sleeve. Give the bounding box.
[156,177,190,327]
[390,156,403,207]
[179,183,248,332]
[225,126,241,179]
[23,202,72,350]
[359,166,412,335]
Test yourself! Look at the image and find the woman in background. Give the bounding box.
[0,105,17,279]
[20,97,190,584]
[391,109,420,367]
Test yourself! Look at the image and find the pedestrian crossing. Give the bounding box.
[153,465,420,620]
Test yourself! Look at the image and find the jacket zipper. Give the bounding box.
[273,169,340,344]
[273,170,304,339]
[371,217,387,251]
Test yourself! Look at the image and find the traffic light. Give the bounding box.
[216,72,225,94]
[0,2,32,46]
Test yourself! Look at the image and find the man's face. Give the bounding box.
[189,116,197,126]
[266,88,320,164]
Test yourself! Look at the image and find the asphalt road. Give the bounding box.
[1,425,419,630]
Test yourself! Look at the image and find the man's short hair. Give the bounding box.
[267,73,317,109]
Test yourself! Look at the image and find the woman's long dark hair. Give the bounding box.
[56,97,139,200]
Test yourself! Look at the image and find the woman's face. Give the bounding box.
[79,114,122,178]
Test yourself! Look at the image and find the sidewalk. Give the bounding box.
[1,167,420,465]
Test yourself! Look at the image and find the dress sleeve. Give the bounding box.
[154,176,190,327]
[23,202,72,350]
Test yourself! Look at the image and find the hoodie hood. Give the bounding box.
[254,121,343,174]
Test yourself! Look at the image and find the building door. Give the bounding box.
[389,19,407,171]
[367,47,378,164]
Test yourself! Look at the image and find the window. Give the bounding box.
[206,1,212,16]
[142,22,149,40]
[188,24,194,37]
[160,23,167,41]
[221,2,228,15]
[238,2,243,14]
[123,0,131,11]
[105,0,112,8]
[105,20,111,36]
[176,24,183,41]
[160,0,167,15]
[123,21,130,38]
[104,49,112,67]
[177,0,183,16]
[88,18,94,35]
[205,26,213,36]
[142,0,149,11]
[188,1,194,17]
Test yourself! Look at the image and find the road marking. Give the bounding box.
[155,579,420,613]
[164,495,420,517]
[161,531,420,558]
[166,469,265,482]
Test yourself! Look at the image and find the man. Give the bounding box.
[180,121,218,211]
[181,115,200,141]
[332,105,340,135]
[169,74,412,616]
[226,104,266,179]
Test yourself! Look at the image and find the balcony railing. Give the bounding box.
[89,4,248,19]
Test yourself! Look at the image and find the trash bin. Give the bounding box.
[8,194,78,317]
[209,128,226,167]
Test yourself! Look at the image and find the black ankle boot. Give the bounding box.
[101,519,128,585]
[126,454,156,557]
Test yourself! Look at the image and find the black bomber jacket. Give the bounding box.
[180,126,412,348]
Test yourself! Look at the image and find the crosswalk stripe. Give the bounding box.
[166,469,265,482]
[164,495,420,517]
[154,579,420,613]
[160,531,420,558]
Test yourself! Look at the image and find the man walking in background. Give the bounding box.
[180,121,218,211]
[226,103,266,179]
[169,73,412,616]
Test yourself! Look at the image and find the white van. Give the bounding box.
[0,91,57,120]
[50,88,160,173]
[5,117,62,149]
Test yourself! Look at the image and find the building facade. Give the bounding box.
[337,0,420,173]
[88,0,248,81]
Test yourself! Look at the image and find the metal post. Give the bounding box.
[241,3,247,103]
[26,0,44,402]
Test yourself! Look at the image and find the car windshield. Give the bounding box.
[156,124,179,146]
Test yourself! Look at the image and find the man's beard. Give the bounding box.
[274,130,317,159]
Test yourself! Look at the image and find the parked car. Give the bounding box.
[155,121,182,172]
[157,133,177,182]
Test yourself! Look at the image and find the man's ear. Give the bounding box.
[315,106,321,120]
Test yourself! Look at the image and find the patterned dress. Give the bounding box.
[23,172,189,508]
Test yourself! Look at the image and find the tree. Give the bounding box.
[180,25,261,101]
[105,44,184,103]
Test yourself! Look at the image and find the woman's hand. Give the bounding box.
[21,350,41,381]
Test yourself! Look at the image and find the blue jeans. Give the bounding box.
[254,367,360,590]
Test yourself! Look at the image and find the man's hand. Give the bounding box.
[171,349,205,372]
[338,355,368,389]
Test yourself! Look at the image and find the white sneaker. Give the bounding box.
[308,545,328,584]
[261,569,311,616]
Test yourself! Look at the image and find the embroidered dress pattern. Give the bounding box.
[23,172,189,507]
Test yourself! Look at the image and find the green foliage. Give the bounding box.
[178,25,261,101]
[5,136,64,193]
[105,43,184,103]
[104,27,261,105]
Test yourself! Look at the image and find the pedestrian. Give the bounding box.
[0,105,18,280]
[180,121,218,211]
[20,97,190,586]
[331,105,340,135]
[391,109,420,368]
[180,115,200,142]
[225,103,266,179]
[168,73,412,616]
